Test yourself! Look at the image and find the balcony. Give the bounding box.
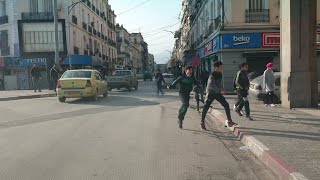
[96,9,100,16]
[0,15,8,25]
[82,22,87,30]
[88,26,93,34]
[72,15,78,25]
[100,12,105,18]
[86,0,91,7]
[74,46,79,54]
[245,9,270,23]
[97,32,101,38]
[21,12,54,21]
[92,5,96,12]
[93,28,96,35]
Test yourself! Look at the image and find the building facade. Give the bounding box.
[129,33,149,73]
[175,0,320,91]
[0,0,118,90]
[116,24,132,70]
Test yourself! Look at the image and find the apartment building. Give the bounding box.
[148,53,154,72]
[129,33,148,74]
[130,44,141,74]
[0,0,117,90]
[175,0,320,91]
[115,24,132,70]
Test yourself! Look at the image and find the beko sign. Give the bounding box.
[222,33,262,49]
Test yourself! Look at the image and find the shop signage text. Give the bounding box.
[16,58,47,67]
[222,33,262,49]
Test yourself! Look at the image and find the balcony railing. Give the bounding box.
[96,9,100,16]
[82,22,87,30]
[92,5,96,12]
[21,12,54,20]
[0,15,8,25]
[86,0,91,7]
[74,46,79,54]
[245,9,270,23]
[72,15,78,25]
[88,26,93,34]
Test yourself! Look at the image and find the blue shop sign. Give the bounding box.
[14,58,47,67]
[212,35,220,53]
[199,47,205,57]
[222,33,262,49]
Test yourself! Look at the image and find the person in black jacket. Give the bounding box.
[155,69,166,96]
[201,61,237,130]
[31,64,42,92]
[234,63,252,120]
[171,66,197,129]
[50,64,59,92]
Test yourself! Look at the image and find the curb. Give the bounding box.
[0,93,56,102]
[208,108,309,180]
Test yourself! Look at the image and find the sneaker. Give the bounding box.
[233,105,237,111]
[246,116,253,120]
[200,122,207,130]
[265,104,270,107]
[236,109,243,117]
[270,104,276,107]
[178,120,183,129]
[227,121,238,127]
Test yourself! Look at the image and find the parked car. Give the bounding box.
[162,73,175,87]
[249,72,281,103]
[57,69,108,102]
[105,70,138,91]
[247,71,262,82]
[143,71,153,81]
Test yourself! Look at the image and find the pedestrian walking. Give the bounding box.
[30,64,42,92]
[155,69,166,96]
[234,63,253,120]
[193,82,204,112]
[201,61,237,130]
[171,66,197,129]
[263,63,276,107]
[50,64,59,92]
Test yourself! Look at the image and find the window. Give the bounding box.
[82,9,85,22]
[62,71,92,78]
[0,1,6,16]
[44,0,53,12]
[248,0,267,10]
[210,2,213,19]
[88,14,90,25]
[134,38,137,43]
[95,73,101,80]
[29,0,38,12]
[73,31,77,47]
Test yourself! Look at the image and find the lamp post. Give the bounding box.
[66,1,83,70]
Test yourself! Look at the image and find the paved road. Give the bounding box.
[0,81,278,180]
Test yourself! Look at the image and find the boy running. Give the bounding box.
[201,61,237,130]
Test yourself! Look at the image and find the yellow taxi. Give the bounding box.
[57,69,108,102]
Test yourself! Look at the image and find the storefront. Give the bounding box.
[199,35,220,73]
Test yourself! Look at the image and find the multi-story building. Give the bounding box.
[0,0,117,90]
[129,33,149,73]
[147,53,154,72]
[175,0,320,91]
[130,44,141,74]
[115,24,132,70]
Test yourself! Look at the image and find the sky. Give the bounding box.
[108,0,182,64]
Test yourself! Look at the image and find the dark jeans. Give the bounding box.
[195,93,204,111]
[52,79,58,91]
[157,82,163,94]
[236,89,250,117]
[265,91,274,104]
[202,93,232,123]
[178,93,190,122]
[32,77,41,91]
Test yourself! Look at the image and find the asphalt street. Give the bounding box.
[0,81,278,180]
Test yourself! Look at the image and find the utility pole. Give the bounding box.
[53,0,59,65]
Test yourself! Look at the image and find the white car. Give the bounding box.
[249,72,281,103]
[162,73,175,87]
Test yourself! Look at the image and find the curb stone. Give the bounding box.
[0,93,56,102]
[208,108,309,180]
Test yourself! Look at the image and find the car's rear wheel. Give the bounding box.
[103,90,108,97]
[59,97,66,103]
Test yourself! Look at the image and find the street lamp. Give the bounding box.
[66,0,83,70]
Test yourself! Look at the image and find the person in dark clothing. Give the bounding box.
[171,66,197,129]
[31,64,42,92]
[201,61,237,130]
[193,82,204,112]
[50,64,59,92]
[201,70,209,90]
[234,63,252,120]
[155,69,166,96]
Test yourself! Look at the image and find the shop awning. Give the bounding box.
[243,51,279,57]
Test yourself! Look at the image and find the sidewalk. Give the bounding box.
[194,95,319,180]
[0,90,56,101]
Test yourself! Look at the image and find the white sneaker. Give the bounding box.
[233,105,237,111]
[270,104,276,107]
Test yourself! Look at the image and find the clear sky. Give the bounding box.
[108,0,182,64]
